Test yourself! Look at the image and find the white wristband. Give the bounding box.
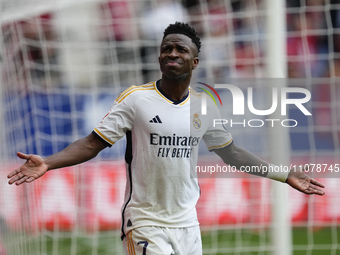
[266,164,290,183]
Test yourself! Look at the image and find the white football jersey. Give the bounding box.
[93,81,233,239]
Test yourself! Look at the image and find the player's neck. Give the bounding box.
[158,77,190,102]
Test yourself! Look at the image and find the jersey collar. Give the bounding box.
[155,80,190,105]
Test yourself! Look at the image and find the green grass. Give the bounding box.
[5,227,340,255]
[201,227,340,255]
[292,227,340,255]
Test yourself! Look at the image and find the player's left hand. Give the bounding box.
[286,166,325,196]
[7,152,48,185]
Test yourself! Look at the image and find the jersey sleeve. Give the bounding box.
[93,86,136,147]
[202,99,233,151]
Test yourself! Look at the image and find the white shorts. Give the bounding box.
[122,225,202,255]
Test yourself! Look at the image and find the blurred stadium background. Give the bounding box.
[1,0,340,254]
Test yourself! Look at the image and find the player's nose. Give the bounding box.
[168,48,179,58]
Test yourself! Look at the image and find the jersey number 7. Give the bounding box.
[137,241,149,255]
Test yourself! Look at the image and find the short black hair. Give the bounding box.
[163,22,201,54]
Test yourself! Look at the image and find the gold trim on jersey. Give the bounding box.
[190,87,215,105]
[93,128,115,146]
[116,82,154,101]
[116,83,155,104]
[127,231,136,255]
[207,139,233,150]
[115,81,192,105]
[178,92,190,105]
[155,82,190,105]
[189,87,203,98]
[116,85,137,102]
[154,83,173,104]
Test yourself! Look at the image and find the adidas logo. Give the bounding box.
[149,115,162,123]
[127,219,132,227]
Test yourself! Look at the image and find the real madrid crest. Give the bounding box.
[193,113,201,129]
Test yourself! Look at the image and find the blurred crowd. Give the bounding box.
[3,0,340,88]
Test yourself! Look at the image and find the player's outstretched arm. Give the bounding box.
[213,142,269,178]
[213,143,325,196]
[8,133,107,186]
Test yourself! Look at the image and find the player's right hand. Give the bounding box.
[7,152,48,186]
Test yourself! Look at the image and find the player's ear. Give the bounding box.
[192,57,199,70]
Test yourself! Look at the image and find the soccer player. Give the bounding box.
[8,22,325,255]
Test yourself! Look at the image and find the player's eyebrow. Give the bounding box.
[161,43,190,50]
